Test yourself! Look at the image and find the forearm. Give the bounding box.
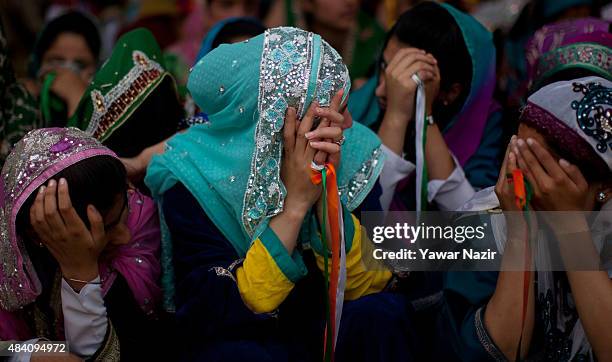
[377,112,410,156]
[424,124,454,180]
[485,238,535,360]
[269,206,308,254]
[142,141,167,167]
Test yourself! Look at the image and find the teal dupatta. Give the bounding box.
[145,27,385,307]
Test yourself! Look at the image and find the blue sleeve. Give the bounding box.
[442,271,506,361]
[162,183,274,342]
[463,110,504,189]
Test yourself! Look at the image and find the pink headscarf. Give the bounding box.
[0,128,161,340]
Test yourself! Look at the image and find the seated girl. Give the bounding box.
[349,1,504,212]
[442,77,612,361]
[146,27,416,361]
[0,128,163,361]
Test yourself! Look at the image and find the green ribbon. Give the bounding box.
[320,169,333,362]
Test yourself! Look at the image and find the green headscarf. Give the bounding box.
[68,28,172,142]
[146,27,385,256]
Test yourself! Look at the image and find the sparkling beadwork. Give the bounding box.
[86,50,164,140]
[241,27,350,236]
[219,86,225,94]
[571,81,612,153]
[0,128,111,311]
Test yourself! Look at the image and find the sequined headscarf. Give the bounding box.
[146,26,384,255]
[0,128,162,331]
[0,128,116,312]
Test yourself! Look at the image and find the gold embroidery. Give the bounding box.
[93,321,120,362]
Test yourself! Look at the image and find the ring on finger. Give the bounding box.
[310,161,325,171]
[333,135,345,146]
[411,73,423,88]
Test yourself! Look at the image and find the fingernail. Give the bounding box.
[526,138,534,146]
[59,178,66,185]
[38,186,45,194]
[309,141,320,146]
[48,179,56,187]
[559,159,570,167]
[511,135,517,141]
[305,132,314,139]
[517,139,526,147]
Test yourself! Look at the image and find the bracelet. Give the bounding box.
[64,277,102,285]
[426,115,435,125]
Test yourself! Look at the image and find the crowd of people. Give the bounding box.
[0,0,611,361]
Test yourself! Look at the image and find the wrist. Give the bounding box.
[282,198,310,220]
[61,263,99,288]
[551,214,589,236]
[384,108,412,126]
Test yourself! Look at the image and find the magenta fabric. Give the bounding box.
[0,128,161,340]
[526,17,611,85]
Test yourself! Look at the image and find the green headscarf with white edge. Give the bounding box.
[68,28,172,142]
[146,27,385,256]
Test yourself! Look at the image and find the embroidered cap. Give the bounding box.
[526,18,612,90]
[520,76,612,175]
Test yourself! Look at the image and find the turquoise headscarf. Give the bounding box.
[146,27,384,257]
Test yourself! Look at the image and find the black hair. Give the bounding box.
[387,2,472,127]
[103,77,183,158]
[30,11,101,77]
[16,155,127,236]
[211,19,266,50]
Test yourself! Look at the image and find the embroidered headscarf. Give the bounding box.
[459,76,612,361]
[68,28,174,143]
[146,25,384,271]
[0,128,161,339]
[526,18,612,91]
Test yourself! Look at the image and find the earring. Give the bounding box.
[598,191,607,202]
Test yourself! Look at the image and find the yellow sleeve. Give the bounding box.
[236,226,307,313]
[314,212,392,301]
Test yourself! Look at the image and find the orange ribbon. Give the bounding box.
[513,169,527,209]
[311,163,341,361]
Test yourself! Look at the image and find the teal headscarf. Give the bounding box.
[349,3,496,167]
[146,27,384,257]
